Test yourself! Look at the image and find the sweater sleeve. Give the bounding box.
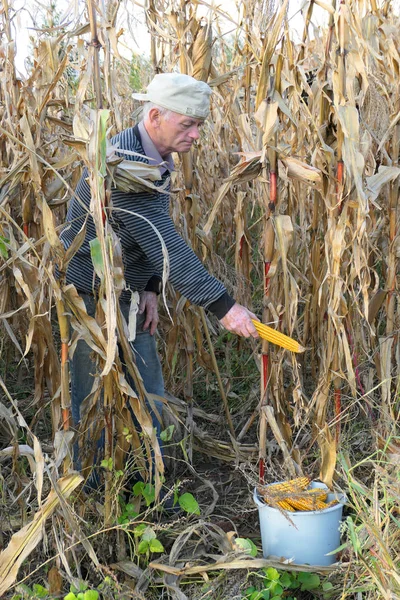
[144,274,163,294]
[110,188,235,317]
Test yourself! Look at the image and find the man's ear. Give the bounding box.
[147,107,161,127]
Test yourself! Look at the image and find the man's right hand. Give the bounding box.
[219,303,259,338]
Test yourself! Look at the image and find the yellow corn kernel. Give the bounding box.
[286,497,316,511]
[276,499,295,512]
[267,476,310,495]
[286,497,327,512]
[252,320,305,353]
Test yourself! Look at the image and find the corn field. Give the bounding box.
[0,0,399,598]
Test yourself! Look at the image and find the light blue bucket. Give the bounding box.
[254,482,346,566]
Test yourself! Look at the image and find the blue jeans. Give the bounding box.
[70,293,164,479]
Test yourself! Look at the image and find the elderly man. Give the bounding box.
[61,73,258,478]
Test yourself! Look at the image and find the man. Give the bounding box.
[61,73,258,478]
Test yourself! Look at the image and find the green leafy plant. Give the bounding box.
[242,567,333,600]
[132,480,156,506]
[0,235,9,259]
[118,500,139,524]
[12,583,49,599]
[235,537,258,557]
[135,524,164,556]
[64,580,100,600]
[160,424,175,442]
[126,481,200,515]
[176,491,200,515]
[100,456,124,481]
[64,591,99,600]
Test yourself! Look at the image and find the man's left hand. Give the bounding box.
[139,291,159,335]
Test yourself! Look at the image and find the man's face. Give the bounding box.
[157,111,205,155]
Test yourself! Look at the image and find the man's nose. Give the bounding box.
[189,126,200,139]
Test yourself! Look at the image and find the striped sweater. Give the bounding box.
[60,124,235,319]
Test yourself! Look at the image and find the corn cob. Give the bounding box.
[286,497,327,511]
[252,320,305,353]
[276,499,295,512]
[266,476,310,495]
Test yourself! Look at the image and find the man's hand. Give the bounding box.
[219,303,259,338]
[139,291,159,335]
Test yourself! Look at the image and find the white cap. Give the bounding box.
[132,73,212,119]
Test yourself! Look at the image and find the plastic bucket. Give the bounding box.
[254,482,346,566]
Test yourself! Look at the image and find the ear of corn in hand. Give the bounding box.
[258,477,339,512]
[252,320,305,353]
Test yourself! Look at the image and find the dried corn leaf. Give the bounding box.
[0,444,36,475]
[112,160,168,194]
[280,157,322,188]
[19,113,41,192]
[203,154,262,234]
[38,44,70,117]
[318,424,337,488]
[32,435,44,508]
[314,0,335,14]
[380,337,394,409]
[86,109,118,377]
[41,197,65,260]
[191,22,212,82]
[149,557,336,576]
[0,473,83,596]
[255,0,289,110]
[1,318,25,359]
[275,215,293,323]
[366,166,400,201]
[63,216,88,270]
[255,97,279,145]
[337,105,366,208]
[64,285,108,358]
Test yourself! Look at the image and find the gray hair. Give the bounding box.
[142,102,173,121]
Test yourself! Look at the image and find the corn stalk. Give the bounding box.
[332,0,347,444]
[257,46,284,482]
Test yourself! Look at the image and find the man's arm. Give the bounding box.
[112,189,259,338]
[112,189,228,309]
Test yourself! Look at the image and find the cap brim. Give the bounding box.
[132,92,149,101]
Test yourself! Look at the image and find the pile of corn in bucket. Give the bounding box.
[258,476,339,512]
[254,478,346,565]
